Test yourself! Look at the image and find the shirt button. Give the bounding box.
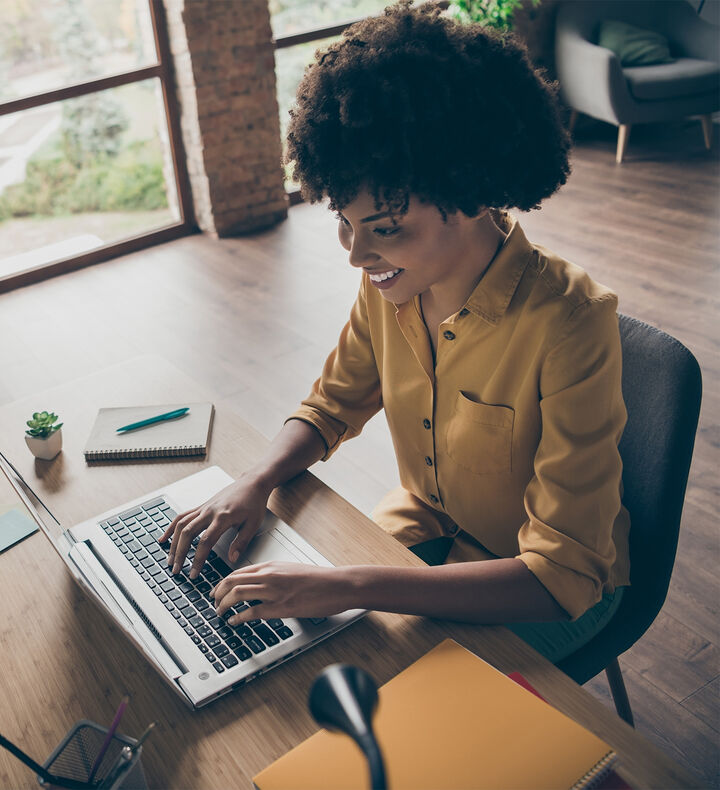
[425,456,433,466]
[448,524,459,535]
[443,330,456,340]
[429,494,439,504]
[423,418,431,429]
[459,308,469,316]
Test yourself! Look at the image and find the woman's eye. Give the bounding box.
[373,226,401,237]
[335,212,351,227]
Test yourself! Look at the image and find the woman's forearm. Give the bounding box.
[343,558,568,624]
[248,418,327,492]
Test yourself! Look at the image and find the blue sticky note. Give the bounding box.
[0,508,38,552]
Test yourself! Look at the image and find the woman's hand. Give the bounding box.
[211,561,352,624]
[160,474,273,578]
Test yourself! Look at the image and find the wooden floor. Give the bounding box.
[0,118,717,785]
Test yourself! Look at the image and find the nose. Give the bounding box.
[348,235,379,268]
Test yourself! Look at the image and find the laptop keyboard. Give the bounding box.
[99,496,295,674]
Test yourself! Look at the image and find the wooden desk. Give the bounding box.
[0,357,698,789]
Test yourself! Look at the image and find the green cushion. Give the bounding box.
[598,19,675,67]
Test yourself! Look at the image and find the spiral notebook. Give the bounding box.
[83,402,214,461]
[253,639,617,790]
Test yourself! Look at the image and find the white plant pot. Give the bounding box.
[25,428,63,460]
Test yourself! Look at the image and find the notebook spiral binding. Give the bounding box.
[571,750,617,790]
[85,446,206,461]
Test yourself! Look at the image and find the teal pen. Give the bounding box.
[116,407,190,433]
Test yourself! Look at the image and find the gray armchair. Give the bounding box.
[555,1,720,162]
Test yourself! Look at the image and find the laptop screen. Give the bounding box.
[0,450,67,551]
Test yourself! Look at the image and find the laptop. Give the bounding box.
[0,452,365,709]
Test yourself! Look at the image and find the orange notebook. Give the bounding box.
[254,639,616,790]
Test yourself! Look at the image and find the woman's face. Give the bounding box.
[335,191,484,305]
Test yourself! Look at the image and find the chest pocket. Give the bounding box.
[445,392,514,474]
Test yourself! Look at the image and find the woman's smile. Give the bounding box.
[367,268,404,288]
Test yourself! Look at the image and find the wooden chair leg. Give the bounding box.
[616,124,631,164]
[700,114,713,149]
[568,109,578,136]
[605,658,635,727]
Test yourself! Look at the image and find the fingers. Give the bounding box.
[213,581,264,618]
[227,603,268,625]
[188,525,225,580]
[211,564,261,605]
[167,510,207,571]
[227,534,248,565]
[227,513,263,564]
[160,508,193,544]
[163,509,198,565]
[159,521,175,544]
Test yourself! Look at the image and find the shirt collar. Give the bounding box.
[463,212,536,325]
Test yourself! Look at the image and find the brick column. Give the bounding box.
[163,0,288,236]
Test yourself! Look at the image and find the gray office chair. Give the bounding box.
[555,1,720,162]
[557,314,702,725]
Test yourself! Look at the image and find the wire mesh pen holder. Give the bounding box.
[38,720,147,790]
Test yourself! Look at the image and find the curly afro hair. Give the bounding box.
[285,1,571,217]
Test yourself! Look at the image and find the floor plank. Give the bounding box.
[683,677,720,734]
[585,663,719,787]
[618,609,720,704]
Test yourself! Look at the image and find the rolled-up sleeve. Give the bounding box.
[286,277,383,460]
[517,295,626,619]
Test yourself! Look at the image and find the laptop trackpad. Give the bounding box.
[214,525,311,570]
[244,530,304,566]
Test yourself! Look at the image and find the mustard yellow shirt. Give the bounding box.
[288,214,630,619]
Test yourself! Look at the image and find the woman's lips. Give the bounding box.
[368,268,404,289]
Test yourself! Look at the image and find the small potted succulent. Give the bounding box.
[25,411,64,460]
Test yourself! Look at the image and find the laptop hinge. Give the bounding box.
[72,542,184,678]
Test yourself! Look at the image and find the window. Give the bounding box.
[271,1,392,200]
[0,0,191,290]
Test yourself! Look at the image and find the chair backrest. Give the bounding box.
[557,314,702,684]
[556,0,700,48]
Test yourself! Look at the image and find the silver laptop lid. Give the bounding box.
[0,450,189,685]
[0,450,72,555]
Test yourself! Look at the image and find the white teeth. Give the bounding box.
[369,268,401,282]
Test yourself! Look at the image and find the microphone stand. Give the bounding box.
[356,731,387,790]
[309,664,388,790]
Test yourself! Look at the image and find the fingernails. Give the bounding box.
[209,587,215,597]
[228,616,238,625]
[167,555,174,566]
[189,569,198,580]
[172,563,179,574]
[230,551,238,562]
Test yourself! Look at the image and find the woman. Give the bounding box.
[162,1,630,662]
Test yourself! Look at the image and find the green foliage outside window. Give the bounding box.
[449,0,540,30]
[0,141,167,220]
[52,0,130,167]
[0,0,167,222]
[60,93,129,170]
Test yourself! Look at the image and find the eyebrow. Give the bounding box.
[360,211,394,223]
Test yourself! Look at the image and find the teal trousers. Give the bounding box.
[408,536,625,664]
[507,586,625,663]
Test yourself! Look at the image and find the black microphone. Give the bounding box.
[308,664,387,790]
